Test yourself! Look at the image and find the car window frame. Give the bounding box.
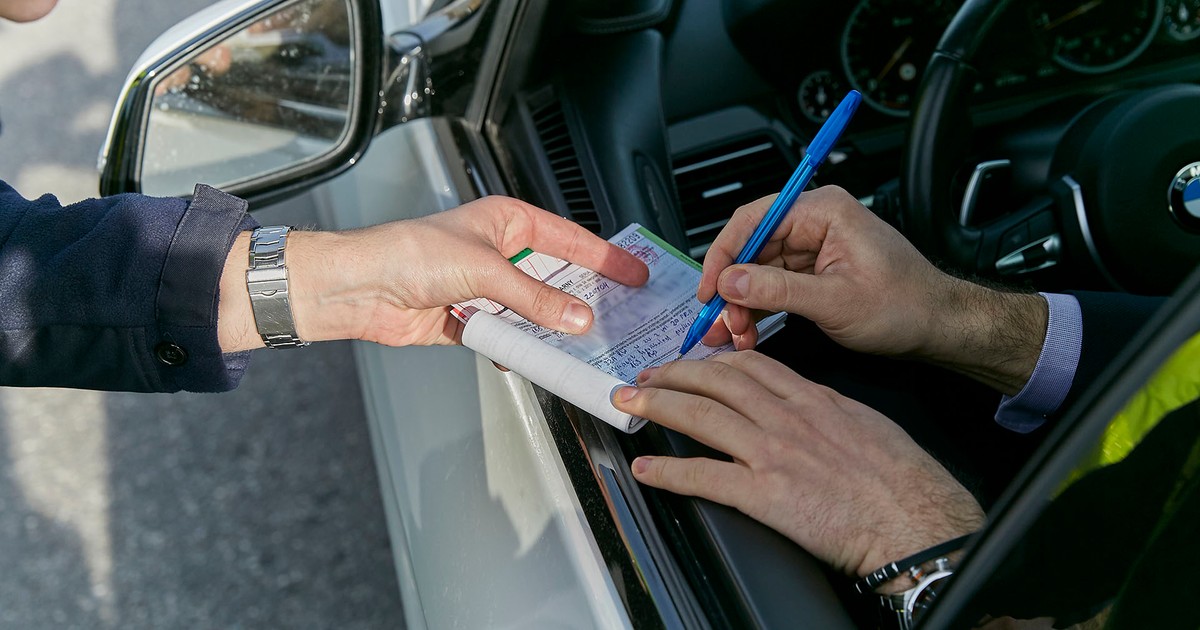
[922,264,1200,629]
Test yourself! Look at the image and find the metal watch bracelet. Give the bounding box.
[247,226,308,349]
[882,558,955,630]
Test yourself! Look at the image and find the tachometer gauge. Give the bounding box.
[797,71,845,122]
[841,0,960,117]
[1031,0,1163,73]
[1164,0,1200,41]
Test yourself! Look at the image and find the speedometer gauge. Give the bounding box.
[1031,0,1163,74]
[841,0,960,117]
[1164,0,1200,41]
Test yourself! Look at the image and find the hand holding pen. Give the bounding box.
[678,90,863,358]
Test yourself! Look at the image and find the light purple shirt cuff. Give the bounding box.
[994,293,1082,433]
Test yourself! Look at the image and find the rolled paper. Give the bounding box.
[462,311,646,433]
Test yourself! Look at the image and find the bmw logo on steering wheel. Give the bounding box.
[1169,161,1200,232]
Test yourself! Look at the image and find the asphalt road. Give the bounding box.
[0,2,404,628]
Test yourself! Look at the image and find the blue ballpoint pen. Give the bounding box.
[677,90,863,358]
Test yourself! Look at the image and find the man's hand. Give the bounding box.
[218,196,649,351]
[612,351,985,579]
[701,186,1046,395]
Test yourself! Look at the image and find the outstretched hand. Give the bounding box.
[219,196,649,350]
[343,196,649,346]
[612,351,985,579]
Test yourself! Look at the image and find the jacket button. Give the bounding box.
[155,342,189,366]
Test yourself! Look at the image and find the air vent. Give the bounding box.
[673,135,793,259]
[529,97,603,233]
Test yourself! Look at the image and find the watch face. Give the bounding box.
[910,573,953,626]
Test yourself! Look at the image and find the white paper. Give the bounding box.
[462,311,646,433]
[455,224,786,433]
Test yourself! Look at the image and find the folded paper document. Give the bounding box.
[453,223,787,433]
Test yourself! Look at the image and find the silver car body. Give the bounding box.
[311,3,632,628]
[316,120,632,629]
[283,1,628,628]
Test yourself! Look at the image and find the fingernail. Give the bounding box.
[632,457,652,475]
[723,269,749,301]
[636,367,657,384]
[561,303,591,332]
[613,386,638,403]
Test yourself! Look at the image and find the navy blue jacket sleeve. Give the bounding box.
[1061,290,1168,413]
[0,181,258,392]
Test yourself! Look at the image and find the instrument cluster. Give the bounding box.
[792,0,1200,123]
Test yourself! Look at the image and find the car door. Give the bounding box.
[923,265,1200,629]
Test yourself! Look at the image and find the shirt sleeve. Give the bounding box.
[0,181,258,392]
[994,292,1083,433]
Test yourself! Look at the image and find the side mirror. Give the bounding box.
[99,0,382,206]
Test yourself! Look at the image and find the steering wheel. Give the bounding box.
[900,0,1200,295]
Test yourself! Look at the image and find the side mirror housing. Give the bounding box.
[99,0,382,206]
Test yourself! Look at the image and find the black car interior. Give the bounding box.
[469,0,1200,626]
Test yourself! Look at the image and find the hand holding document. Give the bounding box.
[453,224,786,433]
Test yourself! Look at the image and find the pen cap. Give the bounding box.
[804,90,862,167]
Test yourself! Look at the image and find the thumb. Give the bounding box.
[718,264,832,319]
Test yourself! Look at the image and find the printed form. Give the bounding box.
[454,223,787,432]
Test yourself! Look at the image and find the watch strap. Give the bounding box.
[854,533,971,595]
[247,226,308,349]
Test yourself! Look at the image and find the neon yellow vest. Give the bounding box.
[1066,332,1200,485]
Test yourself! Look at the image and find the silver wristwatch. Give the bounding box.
[247,225,308,349]
[881,557,955,630]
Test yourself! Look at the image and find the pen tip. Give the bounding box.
[674,353,683,361]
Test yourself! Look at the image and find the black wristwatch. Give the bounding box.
[879,557,955,630]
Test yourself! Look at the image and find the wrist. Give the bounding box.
[284,229,378,343]
[858,547,968,595]
[851,493,985,586]
[854,534,966,591]
[218,232,260,352]
[921,279,1047,395]
[854,532,974,595]
[217,228,386,351]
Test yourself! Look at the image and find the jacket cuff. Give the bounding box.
[150,184,259,392]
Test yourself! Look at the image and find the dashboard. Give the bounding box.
[725,0,1200,132]
[646,0,1200,243]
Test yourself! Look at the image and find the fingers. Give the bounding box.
[722,305,758,350]
[700,317,733,347]
[699,307,759,350]
[482,261,595,333]
[621,356,784,429]
[699,186,872,303]
[698,195,777,302]
[718,264,832,319]
[630,455,752,507]
[697,305,760,349]
[707,351,815,400]
[613,381,760,460]
[513,201,650,287]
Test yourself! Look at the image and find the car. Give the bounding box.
[99,0,1200,627]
